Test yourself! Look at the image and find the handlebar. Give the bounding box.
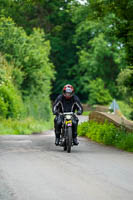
[59,112,76,116]
[63,112,74,115]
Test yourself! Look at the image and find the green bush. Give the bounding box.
[117,100,132,120]
[78,121,89,136]
[24,95,52,121]
[0,17,55,121]
[0,54,24,119]
[78,120,133,152]
[88,78,112,105]
[117,67,133,120]
[115,133,133,152]
[0,84,24,119]
[0,97,8,117]
[0,17,54,96]
[12,67,25,90]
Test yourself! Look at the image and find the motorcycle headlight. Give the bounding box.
[66,115,71,120]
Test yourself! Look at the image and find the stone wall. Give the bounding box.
[89,111,133,132]
[82,104,109,112]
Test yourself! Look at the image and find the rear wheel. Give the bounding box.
[67,127,72,153]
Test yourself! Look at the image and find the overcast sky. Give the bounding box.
[77,0,87,4]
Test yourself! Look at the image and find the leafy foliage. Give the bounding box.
[0,17,54,96]
[86,0,133,65]
[88,78,112,105]
[0,84,24,119]
[117,101,132,120]
[0,17,55,121]
[0,54,24,119]
[0,0,132,103]
[117,67,133,100]
[117,67,133,119]
[72,12,126,99]
[78,120,133,152]
[24,95,52,121]
[0,0,132,135]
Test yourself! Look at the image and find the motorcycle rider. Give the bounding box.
[53,84,83,146]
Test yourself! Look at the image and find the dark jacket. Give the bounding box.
[53,94,83,115]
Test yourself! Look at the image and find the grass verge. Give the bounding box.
[0,117,54,135]
[82,111,91,116]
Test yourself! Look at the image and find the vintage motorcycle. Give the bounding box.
[59,112,77,153]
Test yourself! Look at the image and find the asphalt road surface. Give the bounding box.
[0,116,133,200]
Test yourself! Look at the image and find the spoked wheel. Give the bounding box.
[66,127,72,153]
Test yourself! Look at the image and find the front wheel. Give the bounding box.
[63,140,67,151]
[66,127,72,153]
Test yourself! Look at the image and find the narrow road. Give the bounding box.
[0,116,133,200]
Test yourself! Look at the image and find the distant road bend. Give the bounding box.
[0,115,133,200]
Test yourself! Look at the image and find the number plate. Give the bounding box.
[65,120,72,125]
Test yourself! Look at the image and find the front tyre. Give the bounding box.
[63,140,67,151]
[67,127,72,153]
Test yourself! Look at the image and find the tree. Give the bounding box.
[86,0,133,65]
[0,17,55,120]
[0,0,79,99]
[71,10,126,100]
[0,0,131,103]
[117,67,133,102]
[117,66,133,119]
[0,17,54,95]
[88,78,112,105]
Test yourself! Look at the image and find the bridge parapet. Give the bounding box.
[89,111,133,132]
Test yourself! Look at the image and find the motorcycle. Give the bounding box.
[59,112,77,153]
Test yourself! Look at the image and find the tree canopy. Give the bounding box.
[0,17,54,120]
[0,0,132,117]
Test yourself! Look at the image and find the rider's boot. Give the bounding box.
[55,137,60,146]
[55,131,60,146]
[73,122,79,145]
[73,137,79,145]
[73,131,79,145]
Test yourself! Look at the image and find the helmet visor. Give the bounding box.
[64,88,73,97]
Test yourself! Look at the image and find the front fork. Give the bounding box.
[60,125,73,146]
